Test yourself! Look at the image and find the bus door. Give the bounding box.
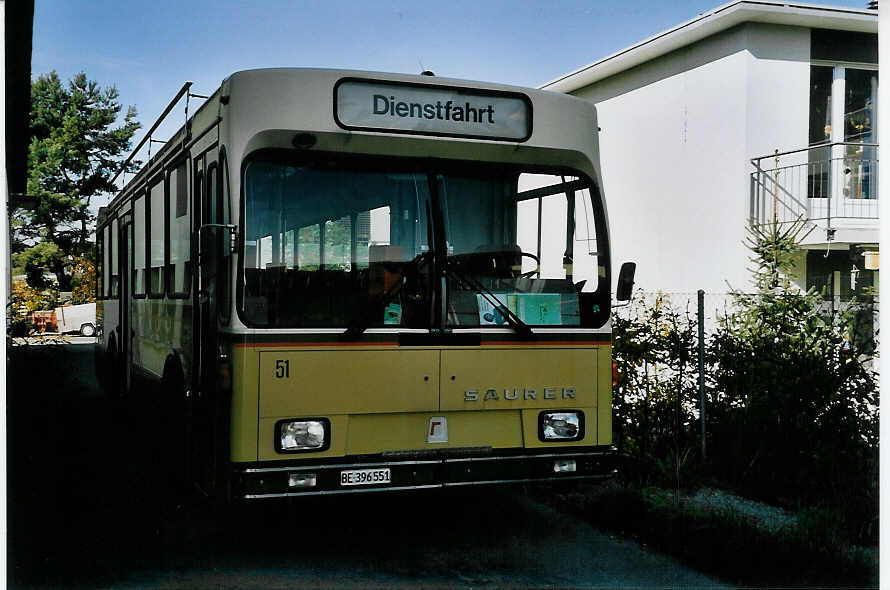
[119,215,133,394]
[191,157,222,493]
[190,157,204,404]
[199,162,221,394]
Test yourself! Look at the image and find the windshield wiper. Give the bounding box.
[444,263,533,339]
[340,251,431,341]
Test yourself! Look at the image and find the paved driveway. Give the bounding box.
[7,341,730,589]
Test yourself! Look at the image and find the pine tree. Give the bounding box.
[708,218,877,528]
[12,71,140,292]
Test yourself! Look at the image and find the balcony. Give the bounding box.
[749,142,878,245]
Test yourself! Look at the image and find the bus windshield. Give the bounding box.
[240,153,609,329]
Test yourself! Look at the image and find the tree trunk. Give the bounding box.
[51,260,72,292]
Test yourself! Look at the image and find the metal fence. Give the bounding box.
[616,290,879,359]
[750,142,879,228]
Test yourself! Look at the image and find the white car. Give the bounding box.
[54,302,97,336]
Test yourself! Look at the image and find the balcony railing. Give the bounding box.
[749,142,879,230]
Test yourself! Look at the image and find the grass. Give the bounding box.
[542,480,878,588]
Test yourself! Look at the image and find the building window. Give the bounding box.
[807,66,833,199]
[806,249,876,355]
[843,68,878,200]
[807,64,878,201]
[809,66,833,146]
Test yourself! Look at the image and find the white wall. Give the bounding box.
[572,23,812,299]
[743,24,812,290]
[743,24,810,159]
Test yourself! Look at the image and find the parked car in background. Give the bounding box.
[54,302,96,336]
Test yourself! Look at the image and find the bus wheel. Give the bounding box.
[79,323,96,337]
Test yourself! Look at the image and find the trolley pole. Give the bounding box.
[697,289,706,463]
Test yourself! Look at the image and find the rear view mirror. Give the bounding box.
[616,262,636,301]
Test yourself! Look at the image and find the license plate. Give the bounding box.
[340,468,392,486]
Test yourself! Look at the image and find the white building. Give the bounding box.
[542,1,878,324]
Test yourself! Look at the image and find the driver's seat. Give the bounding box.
[470,243,523,278]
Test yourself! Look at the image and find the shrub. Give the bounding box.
[706,221,877,543]
[611,218,878,545]
[612,293,701,488]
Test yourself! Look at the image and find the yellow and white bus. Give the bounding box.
[96,68,634,499]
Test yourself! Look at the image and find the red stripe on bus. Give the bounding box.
[480,340,609,347]
[232,341,398,348]
[232,340,610,348]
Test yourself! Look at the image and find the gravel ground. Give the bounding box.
[684,487,797,533]
[683,486,878,577]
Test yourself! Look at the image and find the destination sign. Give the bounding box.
[335,79,531,141]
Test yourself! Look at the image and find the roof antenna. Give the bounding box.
[418,58,434,76]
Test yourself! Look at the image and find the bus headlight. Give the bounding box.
[276,418,330,452]
[539,411,584,442]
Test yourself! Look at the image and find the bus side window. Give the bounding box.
[356,205,391,270]
[110,218,119,297]
[96,232,104,301]
[323,216,352,271]
[297,224,320,270]
[168,160,191,296]
[103,224,111,298]
[134,193,146,296]
[284,228,296,269]
[148,177,166,296]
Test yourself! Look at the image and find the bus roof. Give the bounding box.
[103,68,603,216]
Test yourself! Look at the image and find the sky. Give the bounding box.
[31,0,873,205]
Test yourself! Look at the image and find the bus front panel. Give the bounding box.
[233,138,615,497]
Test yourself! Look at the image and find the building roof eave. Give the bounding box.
[540,0,877,94]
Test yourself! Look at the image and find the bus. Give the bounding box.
[95,68,634,500]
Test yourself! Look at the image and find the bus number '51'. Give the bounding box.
[275,360,290,379]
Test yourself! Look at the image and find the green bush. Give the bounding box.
[611,219,879,546]
[706,221,877,544]
[612,293,701,488]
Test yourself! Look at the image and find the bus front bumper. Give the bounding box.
[234,447,617,499]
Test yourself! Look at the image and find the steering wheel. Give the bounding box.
[517,251,540,279]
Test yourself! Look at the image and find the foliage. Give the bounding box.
[611,218,878,545]
[795,504,854,555]
[8,251,95,327]
[707,221,878,543]
[11,71,139,291]
[11,278,60,315]
[9,279,60,336]
[69,255,96,304]
[15,241,63,289]
[612,292,700,488]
